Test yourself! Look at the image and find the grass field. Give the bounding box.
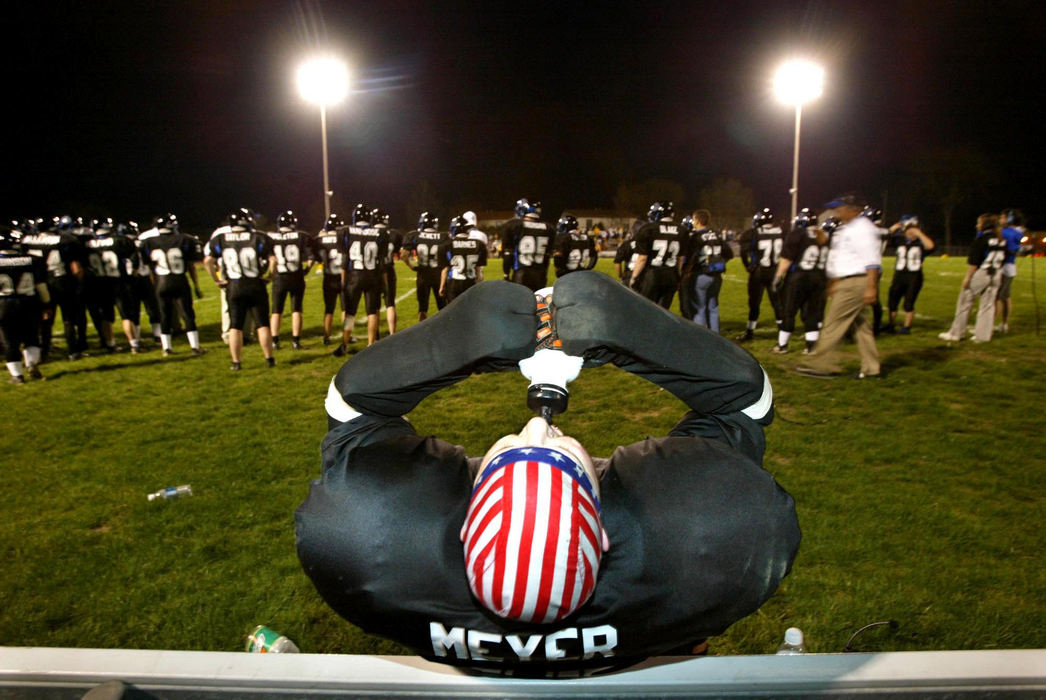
[1,254,1043,657]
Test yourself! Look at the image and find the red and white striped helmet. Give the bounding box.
[462,446,603,623]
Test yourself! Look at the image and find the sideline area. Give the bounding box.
[1,647,1044,697]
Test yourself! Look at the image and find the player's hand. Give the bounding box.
[217,279,229,289]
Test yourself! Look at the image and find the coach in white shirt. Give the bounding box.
[796,194,882,379]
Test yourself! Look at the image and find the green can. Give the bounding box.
[246,625,300,653]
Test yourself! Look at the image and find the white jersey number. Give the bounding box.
[0,272,36,296]
[150,248,185,275]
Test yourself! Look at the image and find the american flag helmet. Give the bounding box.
[462,446,604,624]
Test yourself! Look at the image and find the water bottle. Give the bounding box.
[776,627,807,655]
[147,485,193,501]
[246,625,300,653]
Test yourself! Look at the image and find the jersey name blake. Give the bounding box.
[429,622,617,663]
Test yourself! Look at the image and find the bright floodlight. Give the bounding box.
[774,60,824,105]
[297,57,350,105]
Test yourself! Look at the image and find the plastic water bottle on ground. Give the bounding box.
[147,485,193,501]
[246,625,300,653]
[776,627,807,655]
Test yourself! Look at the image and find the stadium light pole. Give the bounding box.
[297,57,350,220]
[774,59,824,223]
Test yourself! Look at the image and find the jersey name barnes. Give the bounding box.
[429,622,617,663]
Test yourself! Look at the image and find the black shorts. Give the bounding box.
[511,266,549,292]
[86,277,118,323]
[343,269,383,316]
[780,271,825,333]
[381,265,397,307]
[887,271,923,313]
[322,274,342,315]
[115,282,139,325]
[637,267,679,309]
[0,298,42,361]
[272,273,306,314]
[445,278,476,303]
[416,268,444,314]
[228,279,270,331]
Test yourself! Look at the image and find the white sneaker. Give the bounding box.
[938,331,960,342]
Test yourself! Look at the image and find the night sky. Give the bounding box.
[5,1,1044,239]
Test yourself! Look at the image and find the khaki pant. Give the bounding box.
[947,269,1000,342]
[806,275,880,375]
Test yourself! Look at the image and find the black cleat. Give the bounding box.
[332,344,347,357]
[230,361,242,371]
[266,357,276,367]
[735,329,754,342]
[191,347,208,356]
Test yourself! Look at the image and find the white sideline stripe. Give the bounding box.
[740,370,773,421]
[0,648,1043,697]
[325,379,362,423]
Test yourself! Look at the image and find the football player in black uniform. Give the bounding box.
[501,198,553,291]
[613,225,639,284]
[885,215,935,335]
[736,208,784,342]
[0,230,50,382]
[334,205,389,353]
[681,209,732,331]
[297,271,797,673]
[863,207,890,335]
[84,218,139,353]
[552,213,597,278]
[402,212,447,322]
[312,214,347,346]
[372,208,401,336]
[268,210,313,350]
[439,215,487,304]
[204,209,277,370]
[138,213,206,356]
[770,208,827,354]
[629,201,684,309]
[20,216,87,360]
[120,221,163,349]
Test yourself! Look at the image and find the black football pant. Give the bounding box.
[780,272,825,334]
[0,299,42,362]
[746,267,782,324]
[52,278,88,354]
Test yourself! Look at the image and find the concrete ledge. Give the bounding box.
[0,647,1044,698]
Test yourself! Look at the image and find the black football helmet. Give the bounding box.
[862,206,884,226]
[371,208,390,226]
[323,213,343,232]
[899,214,919,230]
[449,215,470,236]
[821,216,841,234]
[154,213,178,232]
[648,201,674,222]
[417,211,438,231]
[515,198,541,218]
[228,208,254,230]
[793,207,815,229]
[680,215,694,233]
[557,214,579,234]
[57,215,74,231]
[753,208,774,227]
[352,203,371,226]
[278,210,298,229]
[92,217,114,234]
